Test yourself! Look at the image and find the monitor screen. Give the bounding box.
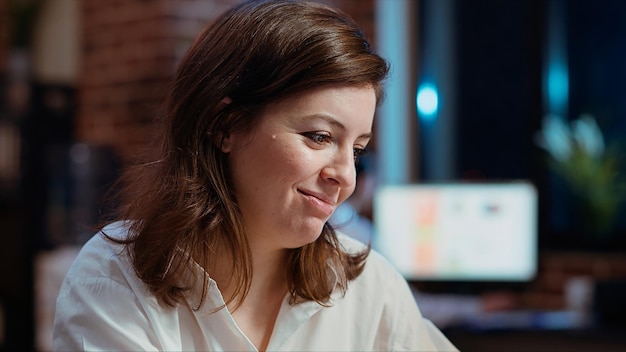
[373,182,538,283]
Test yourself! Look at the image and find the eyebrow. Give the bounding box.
[304,113,373,140]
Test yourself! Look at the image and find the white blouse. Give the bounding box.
[53,222,458,351]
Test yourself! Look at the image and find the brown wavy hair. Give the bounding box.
[105,0,389,310]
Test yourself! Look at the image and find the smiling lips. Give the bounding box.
[299,189,336,217]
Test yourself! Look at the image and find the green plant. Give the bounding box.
[535,114,625,235]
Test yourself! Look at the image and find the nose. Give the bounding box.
[321,147,356,188]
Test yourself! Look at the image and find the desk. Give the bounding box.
[445,328,626,352]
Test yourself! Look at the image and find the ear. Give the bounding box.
[213,97,234,152]
[218,132,234,153]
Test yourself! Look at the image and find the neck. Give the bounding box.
[209,237,289,308]
[214,241,289,352]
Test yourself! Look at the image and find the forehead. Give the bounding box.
[275,83,376,104]
[263,84,376,114]
[255,85,376,129]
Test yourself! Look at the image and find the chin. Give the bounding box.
[289,224,326,249]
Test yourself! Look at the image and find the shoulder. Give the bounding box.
[53,222,165,350]
[61,221,135,288]
[330,233,454,350]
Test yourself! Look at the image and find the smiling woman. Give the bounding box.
[51,1,457,351]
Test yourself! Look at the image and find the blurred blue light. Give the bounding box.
[547,62,569,115]
[417,84,439,118]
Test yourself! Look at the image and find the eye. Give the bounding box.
[353,147,368,163]
[303,132,333,145]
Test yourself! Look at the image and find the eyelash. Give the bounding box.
[354,147,368,161]
[303,132,367,162]
[305,132,333,145]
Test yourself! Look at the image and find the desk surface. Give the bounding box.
[445,327,626,352]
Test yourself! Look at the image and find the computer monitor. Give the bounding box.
[373,181,538,285]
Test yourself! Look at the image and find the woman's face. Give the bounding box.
[223,85,377,252]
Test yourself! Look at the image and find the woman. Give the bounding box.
[53,0,457,350]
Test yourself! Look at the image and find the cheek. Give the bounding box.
[247,140,310,186]
[271,139,317,172]
[274,150,313,181]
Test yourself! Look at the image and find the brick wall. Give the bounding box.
[78,0,171,158]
